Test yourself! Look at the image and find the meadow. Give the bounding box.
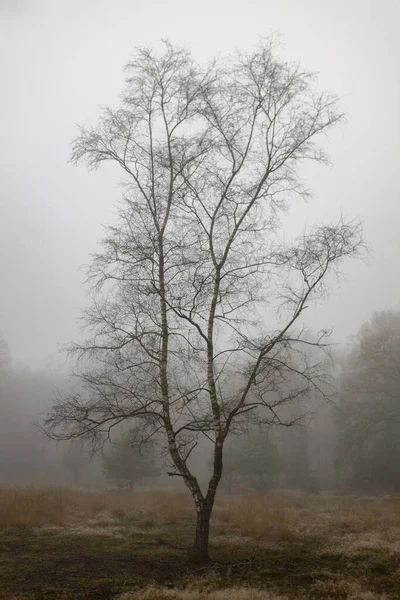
[0,486,399,599]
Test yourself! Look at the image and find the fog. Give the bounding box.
[0,0,400,493]
[1,0,399,367]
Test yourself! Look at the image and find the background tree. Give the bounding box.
[0,333,10,372]
[0,332,66,484]
[43,39,363,562]
[61,440,98,486]
[221,428,280,492]
[102,430,160,491]
[336,310,400,492]
[278,425,319,493]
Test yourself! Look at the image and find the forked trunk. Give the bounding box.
[191,505,212,563]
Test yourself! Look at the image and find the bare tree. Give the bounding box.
[43,39,363,562]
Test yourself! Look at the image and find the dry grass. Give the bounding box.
[116,584,390,600]
[0,485,194,531]
[213,495,295,541]
[212,492,400,553]
[2,485,400,553]
[117,588,288,599]
[0,485,78,528]
[308,579,389,600]
[1,486,400,599]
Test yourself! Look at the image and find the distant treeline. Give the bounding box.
[1,309,400,493]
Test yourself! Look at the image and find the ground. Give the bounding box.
[0,487,399,599]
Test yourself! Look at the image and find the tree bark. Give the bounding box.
[191,505,212,563]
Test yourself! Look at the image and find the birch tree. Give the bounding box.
[43,39,363,562]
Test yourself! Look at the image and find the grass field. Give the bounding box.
[0,486,399,599]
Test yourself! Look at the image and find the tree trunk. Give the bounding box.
[191,505,212,563]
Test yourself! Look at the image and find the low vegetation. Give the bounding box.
[0,486,399,599]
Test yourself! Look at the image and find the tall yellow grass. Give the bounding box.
[0,485,194,529]
[1,484,400,552]
[0,486,76,528]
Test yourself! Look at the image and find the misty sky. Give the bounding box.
[1,0,399,369]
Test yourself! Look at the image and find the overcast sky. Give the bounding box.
[1,0,399,369]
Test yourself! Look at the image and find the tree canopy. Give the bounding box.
[336,311,400,491]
